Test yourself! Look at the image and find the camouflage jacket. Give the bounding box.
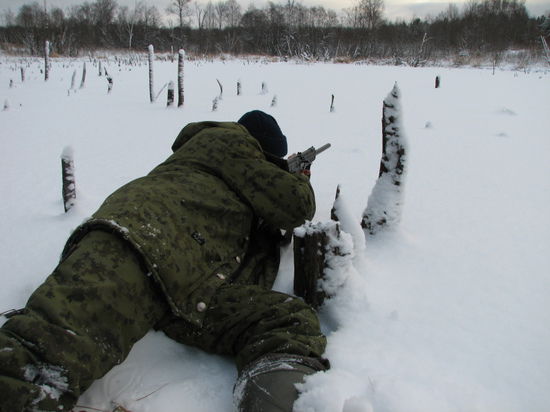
[62,122,315,326]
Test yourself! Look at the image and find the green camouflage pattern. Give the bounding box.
[159,284,326,372]
[0,122,325,411]
[0,231,326,411]
[62,121,315,326]
[0,231,168,412]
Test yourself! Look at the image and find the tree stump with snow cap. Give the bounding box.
[293,221,350,309]
[361,82,408,235]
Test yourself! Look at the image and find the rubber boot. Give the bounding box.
[234,354,328,412]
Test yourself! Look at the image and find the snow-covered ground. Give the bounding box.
[1,54,549,412]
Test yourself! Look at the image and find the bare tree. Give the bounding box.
[214,1,227,29]
[117,1,145,49]
[1,8,16,26]
[192,1,208,29]
[203,2,217,29]
[346,0,385,30]
[225,0,242,27]
[142,5,161,27]
[92,0,117,25]
[166,0,191,28]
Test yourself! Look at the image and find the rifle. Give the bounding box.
[286,143,331,173]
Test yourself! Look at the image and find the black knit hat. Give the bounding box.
[238,110,288,157]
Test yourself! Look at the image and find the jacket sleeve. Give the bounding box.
[218,134,316,231]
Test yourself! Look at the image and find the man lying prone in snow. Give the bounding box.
[0,110,329,412]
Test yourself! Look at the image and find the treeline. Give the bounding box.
[0,0,548,63]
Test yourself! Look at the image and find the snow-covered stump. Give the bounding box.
[332,185,367,255]
[44,40,50,81]
[361,83,408,235]
[331,185,342,222]
[178,49,185,107]
[61,147,76,212]
[148,44,155,103]
[167,81,175,107]
[293,221,352,309]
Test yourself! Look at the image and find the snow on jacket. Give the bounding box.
[62,121,315,326]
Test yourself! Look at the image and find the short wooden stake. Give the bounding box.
[80,62,86,89]
[216,79,223,100]
[44,40,50,81]
[293,227,328,309]
[148,44,155,102]
[70,70,76,90]
[293,221,347,309]
[167,81,175,106]
[178,49,185,107]
[61,147,76,212]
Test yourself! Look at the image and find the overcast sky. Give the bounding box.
[0,0,548,23]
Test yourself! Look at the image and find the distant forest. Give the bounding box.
[1,0,549,64]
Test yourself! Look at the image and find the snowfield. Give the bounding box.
[1,53,549,412]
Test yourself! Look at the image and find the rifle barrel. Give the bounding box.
[316,143,331,155]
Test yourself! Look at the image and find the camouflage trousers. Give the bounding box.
[0,231,326,412]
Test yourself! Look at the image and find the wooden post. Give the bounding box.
[293,221,347,309]
[178,49,185,107]
[216,79,223,100]
[70,70,76,90]
[330,94,335,112]
[293,226,328,309]
[435,75,440,88]
[330,185,341,221]
[148,44,155,103]
[80,62,86,89]
[61,147,76,212]
[167,81,175,106]
[44,40,50,81]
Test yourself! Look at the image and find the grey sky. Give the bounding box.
[0,0,548,23]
